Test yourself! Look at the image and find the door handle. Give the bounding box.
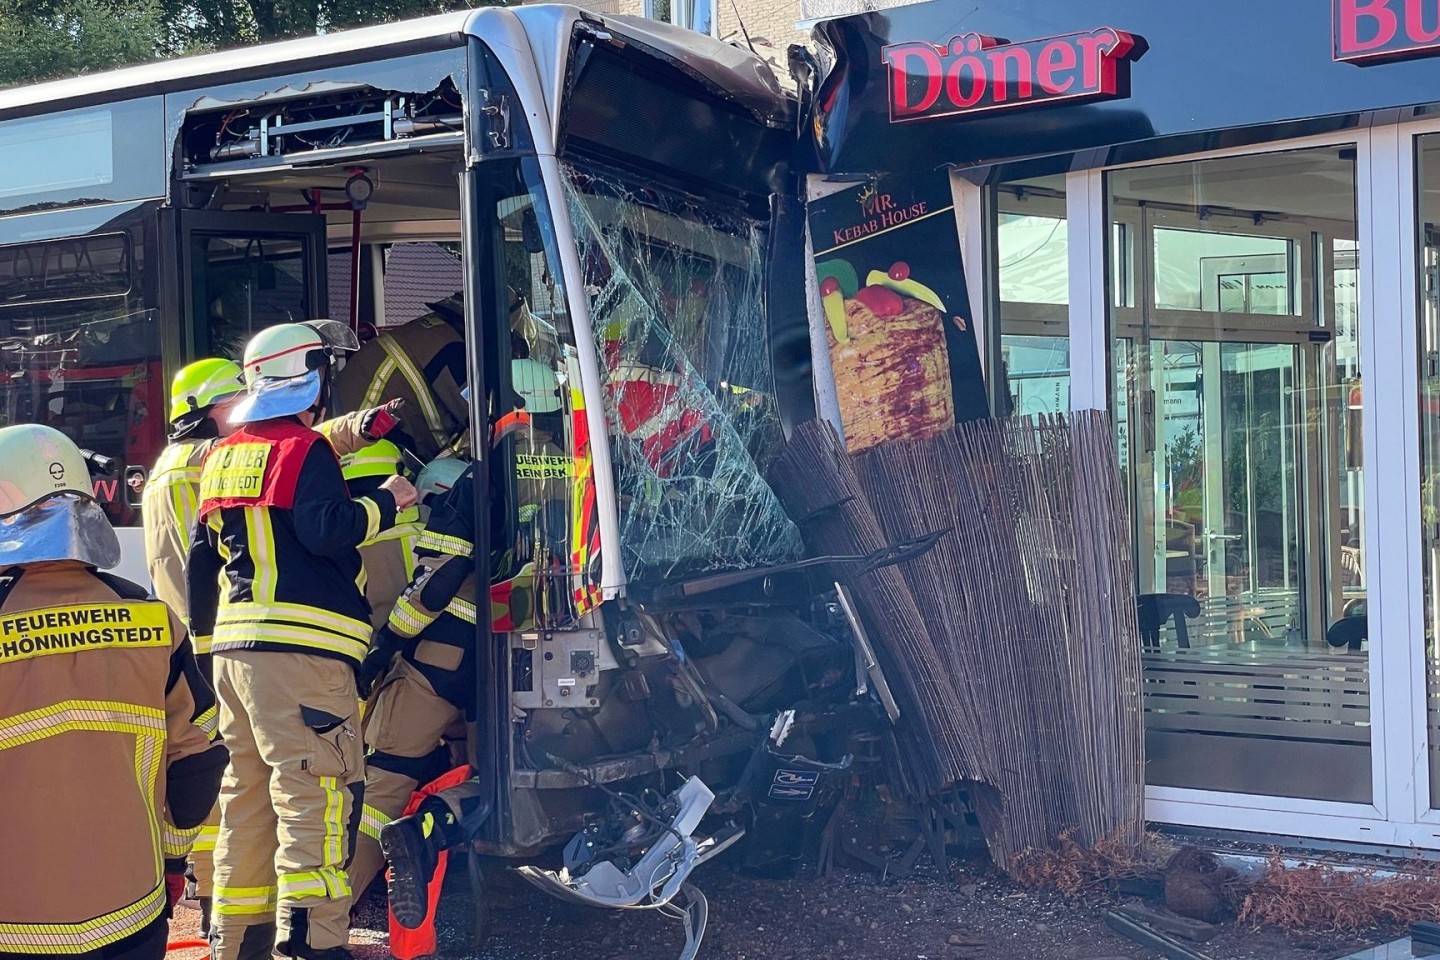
[1205,532,1242,542]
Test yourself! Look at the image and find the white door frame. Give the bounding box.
[999,125,1440,847]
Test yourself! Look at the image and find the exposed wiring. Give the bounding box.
[544,751,686,850]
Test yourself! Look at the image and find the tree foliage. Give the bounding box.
[0,0,501,86]
[0,0,169,86]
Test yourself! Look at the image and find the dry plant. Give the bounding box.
[1010,829,1170,895]
[1011,833,1440,935]
[1236,854,1440,932]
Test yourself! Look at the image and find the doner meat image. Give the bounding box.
[820,260,957,453]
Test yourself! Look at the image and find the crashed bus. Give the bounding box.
[0,5,887,950]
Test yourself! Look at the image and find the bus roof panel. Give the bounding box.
[0,5,790,128]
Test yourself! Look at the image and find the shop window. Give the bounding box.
[644,0,717,36]
[1414,134,1440,806]
[1108,146,1368,804]
[0,230,159,527]
[993,175,1069,416]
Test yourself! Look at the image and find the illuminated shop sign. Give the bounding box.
[881,28,1146,123]
[1335,0,1440,62]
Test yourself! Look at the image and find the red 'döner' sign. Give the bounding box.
[1335,0,1440,63]
[882,28,1146,123]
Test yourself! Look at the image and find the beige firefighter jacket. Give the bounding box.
[0,561,224,954]
[333,314,467,462]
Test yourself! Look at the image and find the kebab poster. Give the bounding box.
[807,173,988,453]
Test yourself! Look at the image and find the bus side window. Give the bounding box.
[0,231,159,526]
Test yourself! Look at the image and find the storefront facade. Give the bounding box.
[803,0,1440,848]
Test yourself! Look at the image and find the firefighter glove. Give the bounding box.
[361,398,407,441]
[357,627,404,698]
[164,860,188,909]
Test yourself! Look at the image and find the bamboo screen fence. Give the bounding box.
[769,411,1145,871]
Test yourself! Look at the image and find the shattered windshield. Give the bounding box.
[561,163,802,579]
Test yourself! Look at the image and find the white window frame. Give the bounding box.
[643,0,720,37]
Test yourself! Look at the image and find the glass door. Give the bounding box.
[179,211,328,360]
[1110,147,1371,804]
[1416,138,1440,808]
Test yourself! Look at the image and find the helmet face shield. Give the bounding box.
[0,495,120,568]
[415,456,467,505]
[303,320,361,355]
[229,369,323,424]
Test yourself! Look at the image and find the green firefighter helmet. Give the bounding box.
[340,439,403,482]
[168,358,245,424]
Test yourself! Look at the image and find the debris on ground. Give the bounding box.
[1164,847,1242,923]
[1236,854,1440,932]
[1008,825,1440,939]
[1010,829,1171,895]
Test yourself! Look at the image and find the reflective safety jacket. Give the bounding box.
[343,449,423,632]
[334,314,467,462]
[386,465,483,705]
[386,460,562,702]
[188,418,398,666]
[0,561,225,954]
[143,409,377,645]
[143,439,208,624]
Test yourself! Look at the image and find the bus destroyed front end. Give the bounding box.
[484,10,892,954]
[502,160,876,906]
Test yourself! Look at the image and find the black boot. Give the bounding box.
[198,897,213,939]
[273,906,354,960]
[379,798,455,930]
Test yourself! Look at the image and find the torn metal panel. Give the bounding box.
[560,162,803,580]
[165,49,466,182]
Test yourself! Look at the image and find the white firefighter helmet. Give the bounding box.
[230,321,362,424]
[0,424,120,568]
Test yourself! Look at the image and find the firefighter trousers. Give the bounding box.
[350,655,464,903]
[211,650,365,960]
[185,804,219,901]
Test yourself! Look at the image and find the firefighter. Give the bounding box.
[338,440,425,631]
[345,455,475,906]
[333,294,468,462]
[0,423,226,960]
[187,321,418,960]
[144,359,411,933]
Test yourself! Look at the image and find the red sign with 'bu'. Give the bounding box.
[882,28,1146,123]
[1335,0,1440,63]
